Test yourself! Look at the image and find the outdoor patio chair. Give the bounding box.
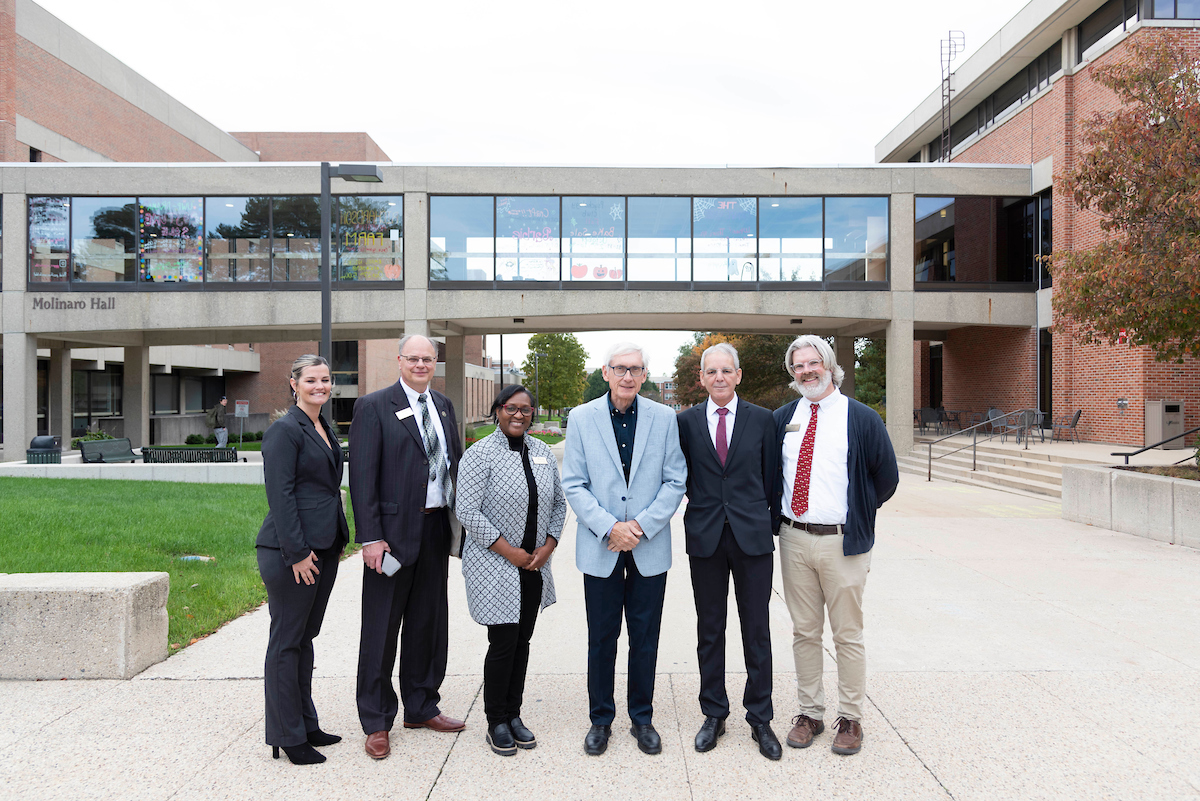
[1052,409,1082,443]
[985,407,1005,435]
[918,406,943,435]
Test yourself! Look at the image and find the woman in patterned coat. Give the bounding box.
[455,384,567,757]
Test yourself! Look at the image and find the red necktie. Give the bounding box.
[715,407,729,466]
[791,403,819,517]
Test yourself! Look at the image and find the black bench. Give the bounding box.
[141,446,239,464]
[79,438,139,463]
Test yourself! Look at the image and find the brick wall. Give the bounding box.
[913,341,930,408]
[224,341,318,422]
[0,0,18,162]
[942,327,1038,421]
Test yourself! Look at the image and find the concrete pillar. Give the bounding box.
[835,336,856,400]
[123,345,151,448]
[49,347,73,445]
[2,333,37,461]
[444,334,466,446]
[886,191,915,455]
[403,192,430,342]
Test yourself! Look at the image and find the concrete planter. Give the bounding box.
[1062,465,1200,549]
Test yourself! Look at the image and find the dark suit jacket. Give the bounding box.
[256,404,349,566]
[678,398,780,559]
[349,381,462,566]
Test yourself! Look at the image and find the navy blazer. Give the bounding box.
[772,395,899,556]
[256,404,349,566]
[349,381,462,566]
[678,398,779,559]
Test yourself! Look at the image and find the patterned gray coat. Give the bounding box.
[455,429,567,625]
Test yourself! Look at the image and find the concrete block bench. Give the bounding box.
[0,572,170,679]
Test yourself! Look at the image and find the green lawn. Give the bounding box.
[0,477,355,654]
[466,423,562,445]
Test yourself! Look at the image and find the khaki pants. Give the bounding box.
[778,524,871,722]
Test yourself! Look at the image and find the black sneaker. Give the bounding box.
[486,722,517,756]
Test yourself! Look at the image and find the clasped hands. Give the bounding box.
[496,538,556,571]
[606,519,643,552]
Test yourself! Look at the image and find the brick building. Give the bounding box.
[878,0,1200,448]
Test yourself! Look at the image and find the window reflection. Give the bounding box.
[271,196,321,282]
[72,198,136,282]
[206,197,270,282]
[140,197,203,283]
[628,197,690,281]
[915,196,1041,283]
[29,197,70,283]
[430,196,494,280]
[825,197,888,282]
[563,197,624,282]
[693,198,756,282]
[496,196,559,281]
[338,196,402,281]
[760,198,823,282]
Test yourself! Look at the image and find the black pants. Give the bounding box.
[583,551,668,726]
[356,510,450,733]
[689,523,775,725]
[483,569,543,726]
[258,543,342,747]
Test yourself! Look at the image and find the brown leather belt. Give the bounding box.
[781,519,842,535]
[422,506,447,515]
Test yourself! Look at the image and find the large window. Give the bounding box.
[563,197,624,282]
[72,198,136,282]
[338,196,402,281]
[271,196,320,282]
[496,196,559,281]
[915,195,1047,284]
[1079,0,1139,62]
[693,198,756,282]
[29,197,69,283]
[760,198,823,282]
[825,197,888,281]
[206,197,270,282]
[140,198,203,283]
[1152,0,1200,17]
[430,196,494,280]
[627,197,691,281]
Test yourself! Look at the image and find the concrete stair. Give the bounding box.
[900,437,1103,499]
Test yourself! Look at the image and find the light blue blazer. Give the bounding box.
[562,394,687,578]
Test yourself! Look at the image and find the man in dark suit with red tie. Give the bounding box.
[677,342,782,760]
[350,334,465,760]
[773,335,897,757]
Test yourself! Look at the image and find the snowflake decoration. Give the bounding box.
[693,198,715,221]
[609,203,623,221]
[739,198,756,214]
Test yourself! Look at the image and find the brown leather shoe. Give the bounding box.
[786,714,825,748]
[403,713,466,732]
[831,717,863,755]
[364,730,391,759]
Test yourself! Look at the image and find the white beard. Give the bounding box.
[798,372,832,400]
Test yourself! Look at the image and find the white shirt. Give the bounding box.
[781,388,849,525]
[400,378,451,509]
[706,393,738,452]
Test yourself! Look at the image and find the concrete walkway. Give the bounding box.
[2,473,1198,800]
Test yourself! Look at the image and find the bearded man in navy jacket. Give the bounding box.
[773,334,898,758]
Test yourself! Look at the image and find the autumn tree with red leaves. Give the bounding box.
[1051,34,1200,362]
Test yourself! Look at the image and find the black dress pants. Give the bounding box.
[356,510,450,733]
[483,569,543,726]
[689,523,774,725]
[259,543,342,747]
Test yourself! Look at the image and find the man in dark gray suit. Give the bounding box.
[677,342,782,760]
[350,334,465,760]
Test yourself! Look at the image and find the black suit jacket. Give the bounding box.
[349,381,462,566]
[678,397,780,559]
[256,404,349,566]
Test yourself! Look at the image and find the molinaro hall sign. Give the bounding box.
[31,296,117,310]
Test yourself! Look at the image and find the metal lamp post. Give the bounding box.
[320,162,383,422]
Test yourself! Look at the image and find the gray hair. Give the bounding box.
[784,335,844,392]
[289,354,330,399]
[700,342,740,371]
[603,341,649,372]
[398,334,437,355]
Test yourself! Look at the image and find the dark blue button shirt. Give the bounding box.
[608,392,637,485]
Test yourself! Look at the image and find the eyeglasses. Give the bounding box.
[790,358,824,374]
[501,404,534,416]
[607,365,646,378]
[402,356,436,366]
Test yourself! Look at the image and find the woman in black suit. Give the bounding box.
[256,354,349,765]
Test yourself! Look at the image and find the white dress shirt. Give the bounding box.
[706,393,738,452]
[400,378,451,509]
[781,388,849,525]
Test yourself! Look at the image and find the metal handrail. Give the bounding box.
[1112,425,1200,465]
[923,407,1043,481]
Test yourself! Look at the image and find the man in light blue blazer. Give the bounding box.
[562,341,687,757]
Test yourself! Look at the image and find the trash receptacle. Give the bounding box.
[26,435,62,464]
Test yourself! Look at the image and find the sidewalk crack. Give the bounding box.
[868,694,956,800]
[424,677,483,801]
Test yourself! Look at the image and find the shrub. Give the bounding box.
[70,430,114,450]
[254,431,264,441]
[184,434,204,445]
[227,433,241,444]
[205,434,217,444]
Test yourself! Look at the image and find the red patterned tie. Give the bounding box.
[791,403,819,517]
[715,407,729,466]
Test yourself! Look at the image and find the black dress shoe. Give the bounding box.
[508,717,536,749]
[630,723,662,755]
[584,724,611,755]
[306,729,341,747]
[694,716,726,752]
[486,722,517,757]
[751,723,783,761]
[272,743,326,764]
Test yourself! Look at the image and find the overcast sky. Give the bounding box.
[37,0,1031,373]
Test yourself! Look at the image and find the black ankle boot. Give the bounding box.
[486,722,517,756]
[274,743,326,765]
[306,729,342,747]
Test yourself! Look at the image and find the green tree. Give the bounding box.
[583,367,608,402]
[641,379,662,403]
[1051,34,1200,362]
[521,333,587,415]
[854,338,886,408]
[671,332,794,410]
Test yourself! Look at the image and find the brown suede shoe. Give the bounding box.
[831,716,863,755]
[786,714,825,749]
[403,713,466,732]
[365,730,391,759]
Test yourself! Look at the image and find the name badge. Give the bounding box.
[532,456,548,465]
[395,408,415,421]
[785,423,801,433]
